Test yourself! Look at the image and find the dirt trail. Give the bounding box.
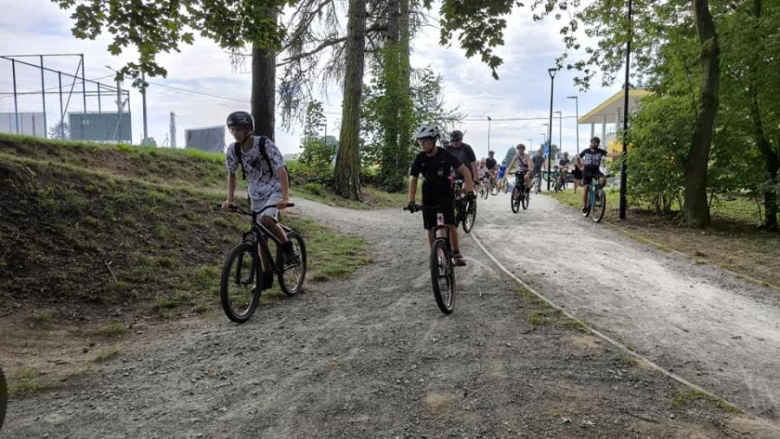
[473,193,780,423]
[2,197,774,438]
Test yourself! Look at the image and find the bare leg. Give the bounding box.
[448,225,460,252]
[261,216,289,245]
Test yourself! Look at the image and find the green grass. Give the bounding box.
[520,290,588,332]
[0,134,371,323]
[102,321,126,336]
[94,347,122,363]
[671,388,742,413]
[31,308,55,327]
[291,184,410,210]
[8,367,47,398]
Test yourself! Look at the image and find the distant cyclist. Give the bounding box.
[558,152,571,190]
[446,130,479,185]
[408,124,475,266]
[221,111,297,289]
[485,150,498,192]
[531,149,546,191]
[506,144,533,192]
[576,137,621,213]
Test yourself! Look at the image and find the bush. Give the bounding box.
[286,160,333,186]
[304,182,324,195]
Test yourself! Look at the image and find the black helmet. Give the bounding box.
[450,130,464,141]
[226,111,254,129]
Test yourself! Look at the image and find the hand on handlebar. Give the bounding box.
[406,202,417,213]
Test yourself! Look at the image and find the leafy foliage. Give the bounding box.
[52,0,290,87]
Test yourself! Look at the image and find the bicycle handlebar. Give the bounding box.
[220,203,295,216]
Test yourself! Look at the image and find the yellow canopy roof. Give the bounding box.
[579,89,651,124]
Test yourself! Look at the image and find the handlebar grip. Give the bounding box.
[285,203,295,208]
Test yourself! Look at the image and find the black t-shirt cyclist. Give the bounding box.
[410,147,463,203]
[445,143,477,180]
[579,148,608,176]
[485,157,497,171]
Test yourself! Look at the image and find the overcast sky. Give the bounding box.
[0,0,620,159]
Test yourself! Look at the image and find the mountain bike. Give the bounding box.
[478,178,489,200]
[403,204,456,314]
[511,172,530,213]
[453,180,477,233]
[0,365,7,432]
[583,177,607,223]
[219,204,307,323]
[488,173,499,196]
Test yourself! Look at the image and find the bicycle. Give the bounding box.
[531,171,543,194]
[0,365,6,432]
[219,204,307,323]
[553,171,563,193]
[478,178,489,200]
[403,204,456,314]
[583,178,607,223]
[453,180,477,233]
[510,172,530,213]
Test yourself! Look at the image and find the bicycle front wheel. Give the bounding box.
[463,199,477,233]
[511,187,521,213]
[593,189,607,223]
[522,189,530,210]
[220,243,262,323]
[277,231,307,296]
[430,239,455,314]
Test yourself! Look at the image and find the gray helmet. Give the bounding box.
[450,130,464,141]
[226,111,254,129]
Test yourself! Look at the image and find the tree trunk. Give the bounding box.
[748,0,779,231]
[251,32,276,140]
[333,0,367,199]
[683,0,720,228]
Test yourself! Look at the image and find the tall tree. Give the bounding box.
[333,0,368,199]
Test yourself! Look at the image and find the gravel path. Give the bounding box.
[473,192,780,423]
[2,197,774,438]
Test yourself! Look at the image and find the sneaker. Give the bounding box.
[283,249,300,268]
[453,253,467,267]
[581,207,588,214]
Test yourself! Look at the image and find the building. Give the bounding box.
[578,89,650,154]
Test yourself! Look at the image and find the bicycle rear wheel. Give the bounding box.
[277,231,307,296]
[220,243,262,323]
[430,239,455,314]
[522,189,530,210]
[463,199,477,233]
[479,184,487,200]
[511,187,521,213]
[0,365,7,431]
[593,189,606,223]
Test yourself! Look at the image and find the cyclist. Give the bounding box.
[478,158,490,188]
[576,137,620,213]
[506,144,533,192]
[558,152,571,190]
[446,130,479,185]
[531,148,546,191]
[221,111,297,289]
[485,151,498,192]
[408,124,475,267]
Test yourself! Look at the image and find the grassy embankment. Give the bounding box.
[549,188,780,290]
[0,133,372,324]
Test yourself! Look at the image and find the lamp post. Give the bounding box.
[554,110,562,157]
[547,67,557,191]
[567,95,579,154]
[527,138,533,153]
[619,0,633,221]
[487,116,492,157]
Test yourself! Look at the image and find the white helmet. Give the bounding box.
[415,124,441,140]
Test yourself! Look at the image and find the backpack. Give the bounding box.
[233,136,291,186]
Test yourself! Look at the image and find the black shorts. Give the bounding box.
[582,171,605,185]
[422,201,456,230]
[572,168,583,179]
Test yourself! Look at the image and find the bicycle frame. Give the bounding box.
[588,180,600,209]
[231,204,294,274]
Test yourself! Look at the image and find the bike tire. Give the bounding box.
[502,182,509,194]
[0,365,7,432]
[593,189,607,223]
[220,243,262,323]
[277,231,307,296]
[463,199,477,233]
[430,239,455,314]
[522,189,530,210]
[511,187,521,213]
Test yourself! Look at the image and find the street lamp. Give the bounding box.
[554,111,563,159]
[547,67,557,191]
[619,0,634,221]
[567,95,579,154]
[527,138,533,152]
[487,116,492,157]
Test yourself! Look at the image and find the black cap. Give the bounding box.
[450,130,464,141]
